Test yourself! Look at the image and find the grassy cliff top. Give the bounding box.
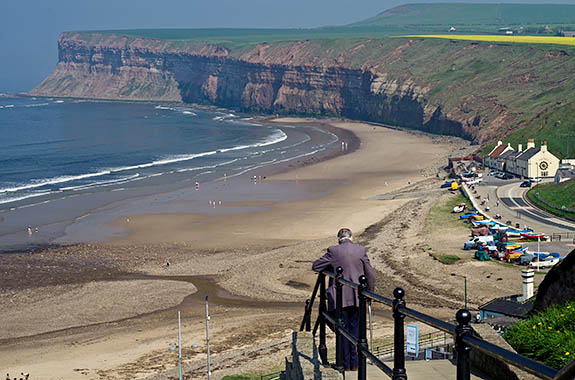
[78,3,575,45]
[353,3,575,27]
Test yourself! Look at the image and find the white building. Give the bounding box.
[506,140,560,178]
[484,139,561,178]
[484,141,514,170]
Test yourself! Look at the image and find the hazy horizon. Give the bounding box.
[3,0,575,93]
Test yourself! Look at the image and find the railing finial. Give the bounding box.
[336,265,344,275]
[359,274,368,286]
[393,287,405,300]
[456,309,472,326]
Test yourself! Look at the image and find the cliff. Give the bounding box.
[31,32,575,145]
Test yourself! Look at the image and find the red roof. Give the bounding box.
[488,145,508,158]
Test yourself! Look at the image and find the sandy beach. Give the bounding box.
[1,118,542,380]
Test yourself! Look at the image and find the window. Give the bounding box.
[542,171,548,177]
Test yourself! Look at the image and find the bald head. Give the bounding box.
[337,228,353,243]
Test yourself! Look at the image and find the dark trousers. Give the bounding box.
[327,306,360,369]
[342,306,359,369]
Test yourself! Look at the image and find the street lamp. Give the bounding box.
[451,273,468,309]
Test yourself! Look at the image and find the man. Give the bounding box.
[312,228,376,371]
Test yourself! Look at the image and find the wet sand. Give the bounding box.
[111,120,455,249]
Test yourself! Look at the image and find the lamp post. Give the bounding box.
[178,311,183,380]
[451,274,468,309]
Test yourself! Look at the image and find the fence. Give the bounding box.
[550,232,575,244]
[370,331,449,359]
[300,267,575,380]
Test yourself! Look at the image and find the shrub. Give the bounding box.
[504,300,575,369]
[440,255,461,264]
[221,375,252,380]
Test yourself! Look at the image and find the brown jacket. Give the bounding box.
[312,240,376,311]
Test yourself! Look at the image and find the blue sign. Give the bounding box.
[406,324,419,357]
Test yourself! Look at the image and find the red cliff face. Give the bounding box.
[31,32,575,143]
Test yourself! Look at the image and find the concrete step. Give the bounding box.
[353,360,491,380]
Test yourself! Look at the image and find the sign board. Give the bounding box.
[406,324,419,357]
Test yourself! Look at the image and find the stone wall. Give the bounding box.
[471,324,539,380]
[283,332,342,380]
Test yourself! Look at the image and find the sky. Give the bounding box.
[2,0,575,93]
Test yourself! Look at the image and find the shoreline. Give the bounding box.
[0,111,356,252]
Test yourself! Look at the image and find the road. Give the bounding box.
[465,176,575,252]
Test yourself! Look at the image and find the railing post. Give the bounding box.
[318,273,328,365]
[392,288,407,380]
[335,266,344,371]
[455,309,473,380]
[304,299,311,332]
[357,275,369,380]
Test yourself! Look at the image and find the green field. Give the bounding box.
[86,3,575,47]
[527,180,575,220]
[352,3,575,31]
[84,26,406,48]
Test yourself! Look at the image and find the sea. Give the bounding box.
[0,95,339,248]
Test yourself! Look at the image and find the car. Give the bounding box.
[501,173,514,180]
[487,170,497,176]
[520,181,532,188]
[529,177,542,183]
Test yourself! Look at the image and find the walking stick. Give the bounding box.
[368,300,374,351]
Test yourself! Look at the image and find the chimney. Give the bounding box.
[527,139,535,149]
[522,269,534,301]
[518,143,523,152]
[541,141,548,153]
[497,140,503,146]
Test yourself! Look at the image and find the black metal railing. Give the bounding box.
[300,266,575,380]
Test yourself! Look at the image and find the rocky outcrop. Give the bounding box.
[533,248,575,312]
[32,32,575,143]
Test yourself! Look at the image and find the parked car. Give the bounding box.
[520,181,532,188]
[501,173,514,180]
[529,177,542,183]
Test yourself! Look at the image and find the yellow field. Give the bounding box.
[403,34,575,47]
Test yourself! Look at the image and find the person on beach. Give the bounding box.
[312,228,376,371]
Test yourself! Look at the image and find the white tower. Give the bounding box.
[521,269,534,301]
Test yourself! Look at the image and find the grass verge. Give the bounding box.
[424,192,471,233]
[527,179,575,220]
